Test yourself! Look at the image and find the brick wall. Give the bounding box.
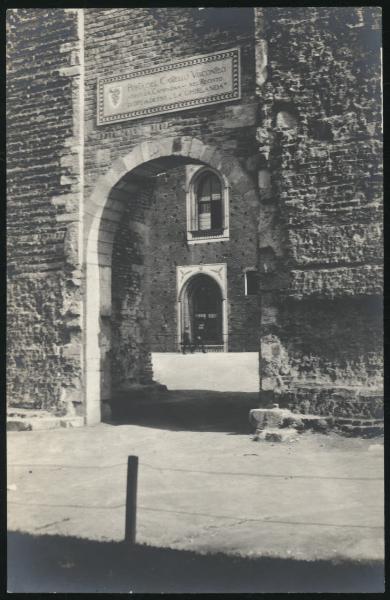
[147,166,259,353]
[7,9,84,415]
[83,7,260,402]
[7,7,383,421]
[255,7,383,415]
[83,7,258,196]
[7,7,261,417]
[111,182,155,393]
[108,158,259,398]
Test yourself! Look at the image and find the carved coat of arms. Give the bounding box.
[108,85,122,108]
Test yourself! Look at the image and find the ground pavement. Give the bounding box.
[151,352,259,392]
[8,416,384,563]
[7,355,384,592]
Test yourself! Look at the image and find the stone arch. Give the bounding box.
[177,264,228,352]
[185,164,230,194]
[180,274,224,349]
[83,136,257,424]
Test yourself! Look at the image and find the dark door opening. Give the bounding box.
[188,275,223,346]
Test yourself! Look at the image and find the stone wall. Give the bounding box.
[7,7,260,416]
[83,8,258,195]
[111,181,155,393]
[7,9,84,416]
[254,7,383,415]
[7,7,383,421]
[83,7,260,405]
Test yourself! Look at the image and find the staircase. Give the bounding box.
[151,352,259,392]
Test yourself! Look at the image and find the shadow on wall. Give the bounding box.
[109,390,259,434]
[7,531,384,593]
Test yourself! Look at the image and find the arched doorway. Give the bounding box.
[84,136,258,424]
[183,274,223,350]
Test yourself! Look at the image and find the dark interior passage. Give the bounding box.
[185,274,223,346]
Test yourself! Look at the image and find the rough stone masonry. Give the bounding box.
[6,7,382,428]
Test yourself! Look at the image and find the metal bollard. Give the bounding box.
[125,455,138,544]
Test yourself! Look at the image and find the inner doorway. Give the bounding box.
[184,274,223,350]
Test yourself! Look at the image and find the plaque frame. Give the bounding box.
[97,47,241,125]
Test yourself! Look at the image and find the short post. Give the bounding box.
[125,455,138,544]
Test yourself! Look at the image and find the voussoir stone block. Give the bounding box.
[123,147,143,172]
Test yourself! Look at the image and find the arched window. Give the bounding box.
[196,172,223,231]
[186,167,229,243]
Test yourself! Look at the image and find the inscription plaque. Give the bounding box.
[97,48,241,125]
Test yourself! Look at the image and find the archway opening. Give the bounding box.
[182,274,223,350]
[84,138,260,425]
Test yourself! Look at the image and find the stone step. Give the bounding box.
[278,386,383,420]
[7,416,84,432]
[7,408,53,420]
[249,405,384,437]
[336,423,384,438]
[334,417,384,426]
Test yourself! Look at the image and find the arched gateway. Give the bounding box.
[179,273,225,351]
[84,136,258,424]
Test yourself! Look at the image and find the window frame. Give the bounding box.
[244,268,258,296]
[186,166,230,244]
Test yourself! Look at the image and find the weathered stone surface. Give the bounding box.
[288,224,383,267]
[223,104,258,129]
[7,9,83,415]
[7,421,33,432]
[282,414,305,431]
[309,418,330,434]
[289,265,383,299]
[6,412,84,431]
[336,422,384,438]
[249,406,292,430]
[7,7,382,428]
[64,222,80,268]
[278,385,383,419]
[254,7,382,420]
[260,334,290,393]
[249,402,383,437]
[255,428,297,443]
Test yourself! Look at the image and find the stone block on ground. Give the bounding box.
[59,417,85,428]
[298,416,330,433]
[255,428,298,443]
[7,421,33,432]
[337,422,384,438]
[249,406,294,430]
[282,414,305,431]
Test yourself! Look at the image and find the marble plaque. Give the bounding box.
[97,48,241,125]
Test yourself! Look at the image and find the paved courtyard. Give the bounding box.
[8,415,384,563]
[151,352,259,392]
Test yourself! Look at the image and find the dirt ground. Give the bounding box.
[8,396,384,572]
[7,530,384,593]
